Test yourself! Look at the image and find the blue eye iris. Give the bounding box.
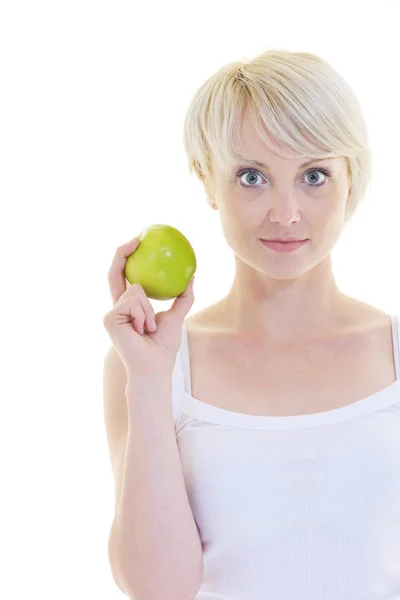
[243,172,260,186]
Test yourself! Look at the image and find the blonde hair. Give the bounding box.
[183,49,373,224]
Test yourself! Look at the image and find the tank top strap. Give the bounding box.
[181,321,192,396]
[391,314,400,380]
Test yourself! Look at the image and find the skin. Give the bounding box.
[204,112,355,345]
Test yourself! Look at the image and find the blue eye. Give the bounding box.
[237,168,332,189]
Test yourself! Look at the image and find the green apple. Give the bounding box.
[124,224,197,300]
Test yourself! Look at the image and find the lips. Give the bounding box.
[261,239,309,252]
[263,239,307,243]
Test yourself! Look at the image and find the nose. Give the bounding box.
[268,194,302,224]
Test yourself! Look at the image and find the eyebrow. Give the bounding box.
[243,158,334,170]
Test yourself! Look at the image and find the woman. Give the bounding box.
[172,48,400,597]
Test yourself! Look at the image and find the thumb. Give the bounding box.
[169,276,195,320]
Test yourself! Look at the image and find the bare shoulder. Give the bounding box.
[185,300,227,332]
[340,297,394,339]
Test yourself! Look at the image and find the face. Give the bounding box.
[206,114,352,281]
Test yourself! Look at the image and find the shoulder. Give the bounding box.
[343,299,393,336]
[184,300,228,333]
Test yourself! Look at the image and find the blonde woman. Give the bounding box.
[104,49,400,599]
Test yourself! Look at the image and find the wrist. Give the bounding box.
[125,370,172,392]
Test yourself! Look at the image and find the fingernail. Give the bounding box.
[149,319,157,331]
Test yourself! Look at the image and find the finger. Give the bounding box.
[169,275,195,322]
[121,283,157,333]
[103,296,144,336]
[108,237,140,306]
[123,296,146,335]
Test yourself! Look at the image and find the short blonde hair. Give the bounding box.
[183,48,373,224]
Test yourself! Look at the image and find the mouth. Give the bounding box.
[260,239,309,252]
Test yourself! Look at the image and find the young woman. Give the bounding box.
[104,49,400,599]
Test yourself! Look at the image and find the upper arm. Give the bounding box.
[103,345,129,517]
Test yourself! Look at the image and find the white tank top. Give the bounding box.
[169,313,400,599]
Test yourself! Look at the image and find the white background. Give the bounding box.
[1,1,399,598]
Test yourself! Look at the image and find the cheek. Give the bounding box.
[219,196,255,227]
[309,191,345,222]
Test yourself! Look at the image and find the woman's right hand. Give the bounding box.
[103,237,195,380]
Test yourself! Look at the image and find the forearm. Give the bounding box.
[110,376,203,600]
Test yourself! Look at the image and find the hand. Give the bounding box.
[103,237,195,379]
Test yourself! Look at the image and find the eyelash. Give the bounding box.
[236,167,332,189]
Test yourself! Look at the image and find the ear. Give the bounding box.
[207,197,218,210]
[205,180,218,210]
